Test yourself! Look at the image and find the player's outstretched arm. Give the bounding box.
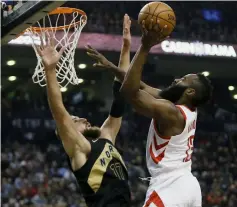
[119,19,183,131]
[86,16,161,99]
[99,14,131,144]
[117,15,162,98]
[86,47,161,98]
[120,19,167,97]
[117,14,131,79]
[36,33,90,158]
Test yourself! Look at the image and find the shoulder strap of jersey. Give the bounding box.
[176,105,196,116]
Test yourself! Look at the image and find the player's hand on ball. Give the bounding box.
[36,32,65,70]
[86,45,112,69]
[141,19,168,49]
[123,14,132,47]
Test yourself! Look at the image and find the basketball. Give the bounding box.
[138,2,176,38]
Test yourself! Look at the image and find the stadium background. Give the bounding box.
[1,1,237,207]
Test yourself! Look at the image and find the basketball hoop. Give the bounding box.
[24,7,87,87]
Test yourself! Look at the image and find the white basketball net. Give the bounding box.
[26,9,87,87]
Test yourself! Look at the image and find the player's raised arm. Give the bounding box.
[120,19,183,128]
[36,33,90,157]
[98,14,131,144]
[118,18,162,98]
[86,16,161,99]
[117,14,131,78]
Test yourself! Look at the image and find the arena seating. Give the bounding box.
[2,1,237,43]
[2,78,237,207]
[1,1,237,206]
[71,1,237,43]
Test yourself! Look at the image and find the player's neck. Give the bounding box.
[176,98,193,111]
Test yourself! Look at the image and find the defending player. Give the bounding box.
[35,15,132,207]
[119,20,213,207]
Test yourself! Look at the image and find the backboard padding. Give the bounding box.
[1,1,67,45]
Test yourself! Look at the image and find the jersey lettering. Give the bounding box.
[105,151,111,158]
[100,158,106,166]
[88,143,127,192]
[183,135,194,162]
[99,144,115,166]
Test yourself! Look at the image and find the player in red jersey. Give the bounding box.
[87,18,212,207]
[119,19,213,207]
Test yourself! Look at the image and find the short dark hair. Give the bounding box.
[191,73,213,107]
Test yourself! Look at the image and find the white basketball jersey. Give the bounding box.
[146,105,197,177]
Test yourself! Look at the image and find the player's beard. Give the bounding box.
[83,126,101,139]
[159,84,188,103]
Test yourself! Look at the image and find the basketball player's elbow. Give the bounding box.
[123,92,142,110]
[120,85,138,100]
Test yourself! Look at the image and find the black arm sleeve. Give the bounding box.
[109,81,126,118]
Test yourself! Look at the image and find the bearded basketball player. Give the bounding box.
[36,15,132,207]
[118,19,213,207]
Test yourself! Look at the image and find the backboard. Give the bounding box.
[1,0,66,45]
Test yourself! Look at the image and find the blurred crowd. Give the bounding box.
[72,1,237,44]
[2,1,237,43]
[2,80,237,207]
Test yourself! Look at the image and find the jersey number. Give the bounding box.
[183,135,194,162]
[110,162,125,180]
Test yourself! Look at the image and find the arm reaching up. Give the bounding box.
[85,45,126,81]
[119,19,184,136]
[99,14,131,144]
[117,13,131,78]
[36,33,90,158]
[86,16,161,99]
[120,19,168,97]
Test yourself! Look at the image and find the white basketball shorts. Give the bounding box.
[143,173,202,207]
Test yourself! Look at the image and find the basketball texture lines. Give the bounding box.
[138,2,176,38]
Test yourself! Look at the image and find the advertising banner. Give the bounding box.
[9,32,237,58]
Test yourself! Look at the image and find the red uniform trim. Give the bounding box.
[153,135,169,150]
[176,105,187,120]
[150,144,166,164]
[144,190,165,207]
